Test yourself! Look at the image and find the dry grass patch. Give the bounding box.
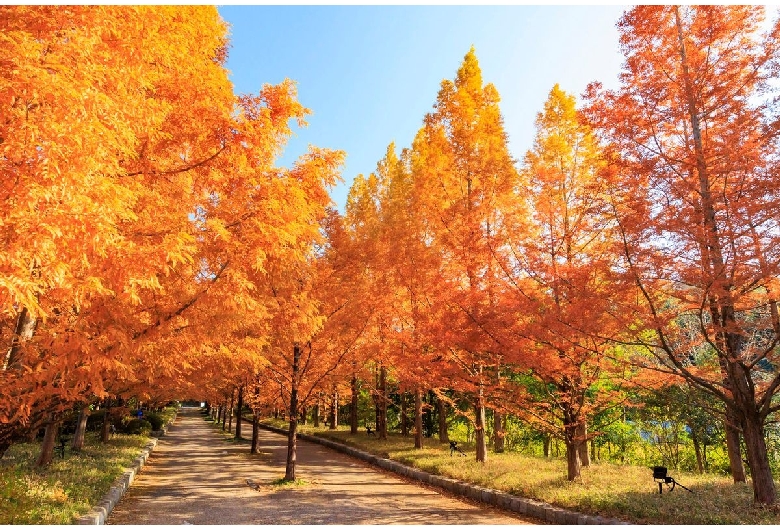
[261,419,780,525]
[0,432,151,524]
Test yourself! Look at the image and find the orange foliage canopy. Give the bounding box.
[0,6,341,445]
[584,5,780,504]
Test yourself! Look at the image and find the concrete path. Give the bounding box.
[107,408,537,525]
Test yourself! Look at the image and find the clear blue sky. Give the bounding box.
[218,5,628,212]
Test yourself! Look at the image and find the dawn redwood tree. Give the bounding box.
[585,5,780,505]
[344,170,394,439]
[0,6,343,463]
[262,205,383,482]
[511,84,626,481]
[373,143,444,448]
[411,47,522,462]
[0,5,243,455]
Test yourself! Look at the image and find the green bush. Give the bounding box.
[144,412,164,431]
[86,412,105,432]
[123,419,152,435]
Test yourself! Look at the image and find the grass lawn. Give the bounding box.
[0,406,178,524]
[0,432,151,524]
[259,418,780,525]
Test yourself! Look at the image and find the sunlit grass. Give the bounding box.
[270,476,311,488]
[0,406,177,524]
[260,418,780,524]
[0,432,151,524]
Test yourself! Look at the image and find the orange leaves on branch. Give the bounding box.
[584,5,780,503]
[0,6,345,440]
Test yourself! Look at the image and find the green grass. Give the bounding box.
[260,418,780,525]
[270,477,311,488]
[0,432,151,524]
[0,406,178,524]
[156,406,178,428]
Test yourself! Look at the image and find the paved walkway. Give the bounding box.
[107,408,537,525]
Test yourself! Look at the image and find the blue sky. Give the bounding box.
[218,5,628,211]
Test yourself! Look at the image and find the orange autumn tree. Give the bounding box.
[508,84,625,481]
[344,169,395,439]
[238,148,349,481]
[585,5,780,505]
[0,6,239,455]
[0,6,339,466]
[410,47,523,462]
[373,143,444,449]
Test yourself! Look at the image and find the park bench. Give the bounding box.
[652,466,692,494]
[366,425,376,436]
[55,434,71,458]
[449,441,466,456]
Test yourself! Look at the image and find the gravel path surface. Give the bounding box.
[106,408,537,525]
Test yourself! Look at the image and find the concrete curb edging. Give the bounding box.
[256,422,630,525]
[75,410,178,525]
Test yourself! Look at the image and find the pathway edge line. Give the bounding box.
[75,410,178,525]
[255,421,631,526]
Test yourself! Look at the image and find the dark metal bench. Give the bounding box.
[55,435,70,458]
[652,466,692,494]
[450,441,466,456]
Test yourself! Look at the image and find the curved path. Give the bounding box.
[107,408,537,525]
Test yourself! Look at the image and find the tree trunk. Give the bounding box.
[378,365,387,439]
[251,410,260,454]
[414,388,423,449]
[101,406,111,443]
[350,374,358,434]
[564,410,582,481]
[493,410,504,453]
[401,393,408,436]
[313,401,320,428]
[438,398,449,443]
[235,385,244,439]
[284,344,302,481]
[543,435,550,458]
[222,400,228,431]
[329,389,338,430]
[725,420,746,483]
[71,406,89,452]
[475,384,487,463]
[566,438,582,482]
[691,428,704,474]
[300,407,307,425]
[227,389,235,433]
[374,365,380,433]
[36,420,58,468]
[742,411,776,505]
[3,306,38,371]
[577,421,590,466]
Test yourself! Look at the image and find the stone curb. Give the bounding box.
[75,410,178,525]
[256,422,630,525]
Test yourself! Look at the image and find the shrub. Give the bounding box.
[144,412,164,431]
[85,412,104,432]
[123,419,152,435]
